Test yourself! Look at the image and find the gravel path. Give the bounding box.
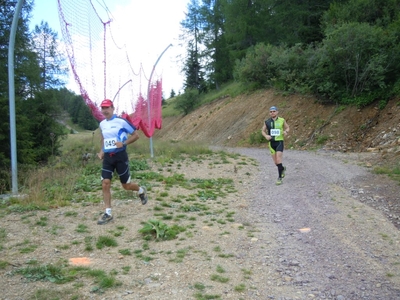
[220,147,400,300]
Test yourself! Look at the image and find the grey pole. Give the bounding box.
[147,44,173,158]
[8,0,24,195]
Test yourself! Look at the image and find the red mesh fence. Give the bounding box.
[57,0,162,137]
[125,80,162,137]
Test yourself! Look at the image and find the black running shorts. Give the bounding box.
[101,151,130,184]
[268,140,284,154]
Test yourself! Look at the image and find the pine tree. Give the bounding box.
[32,21,68,90]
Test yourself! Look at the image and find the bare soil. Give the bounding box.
[158,90,400,162]
[1,90,400,300]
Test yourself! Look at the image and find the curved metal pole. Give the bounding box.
[8,0,24,195]
[147,43,173,158]
[112,79,132,102]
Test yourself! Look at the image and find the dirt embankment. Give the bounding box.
[155,89,400,166]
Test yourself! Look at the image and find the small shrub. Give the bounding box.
[0,260,8,269]
[14,264,73,283]
[249,130,266,145]
[378,100,387,110]
[139,219,181,240]
[174,89,200,115]
[210,274,229,283]
[119,249,132,256]
[234,283,246,292]
[96,236,118,249]
[316,135,329,145]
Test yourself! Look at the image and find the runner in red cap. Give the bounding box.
[97,99,148,225]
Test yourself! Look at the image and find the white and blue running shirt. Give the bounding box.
[100,115,136,153]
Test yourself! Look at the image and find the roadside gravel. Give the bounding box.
[222,147,400,299]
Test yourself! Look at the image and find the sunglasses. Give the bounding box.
[270,111,276,113]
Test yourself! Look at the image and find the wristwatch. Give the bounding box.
[123,141,127,146]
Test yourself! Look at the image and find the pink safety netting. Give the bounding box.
[122,80,162,137]
[57,0,162,137]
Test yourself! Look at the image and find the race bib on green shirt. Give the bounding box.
[270,129,280,136]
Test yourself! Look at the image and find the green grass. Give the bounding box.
[75,224,89,233]
[194,293,221,300]
[373,165,400,184]
[4,136,215,211]
[96,236,118,249]
[0,260,8,269]
[119,249,132,256]
[210,274,230,283]
[14,263,74,284]
[234,283,246,292]
[28,288,81,300]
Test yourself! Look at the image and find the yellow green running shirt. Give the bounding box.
[265,117,286,141]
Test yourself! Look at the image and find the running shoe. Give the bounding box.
[281,166,286,178]
[139,186,148,205]
[97,213,113,225]
[276,177,283,185]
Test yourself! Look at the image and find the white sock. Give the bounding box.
[138,187,144,194]
[106,208,112,216]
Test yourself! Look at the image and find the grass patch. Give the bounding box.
[194,293,221,300]
[373,165,400,184]
[210,274,230,283]
[119,249,132,256]
[139,219,185,240]
[14,263,74,284]
[234,283,246,292]
[75,224,89,233]
[28,288,81,300]
[0,260,8,269]
[96,236,118,249]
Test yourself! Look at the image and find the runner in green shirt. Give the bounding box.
[262,106,290,185]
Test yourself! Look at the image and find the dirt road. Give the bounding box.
[226,147,400,299]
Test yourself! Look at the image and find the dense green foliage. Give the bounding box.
[179,0,400,111]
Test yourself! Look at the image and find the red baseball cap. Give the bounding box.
[100,99,113,107]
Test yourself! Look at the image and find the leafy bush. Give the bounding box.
[269,43,316,94]
[14,264,73,283]
[139,219,182,240]
[129,159,150,171]
[312,22,392,103]
[249,130,266,145]
[233,43,276,87]
[174,89,200,115]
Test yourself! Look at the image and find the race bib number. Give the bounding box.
[104,138,118,150]
[270,129,280,136]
